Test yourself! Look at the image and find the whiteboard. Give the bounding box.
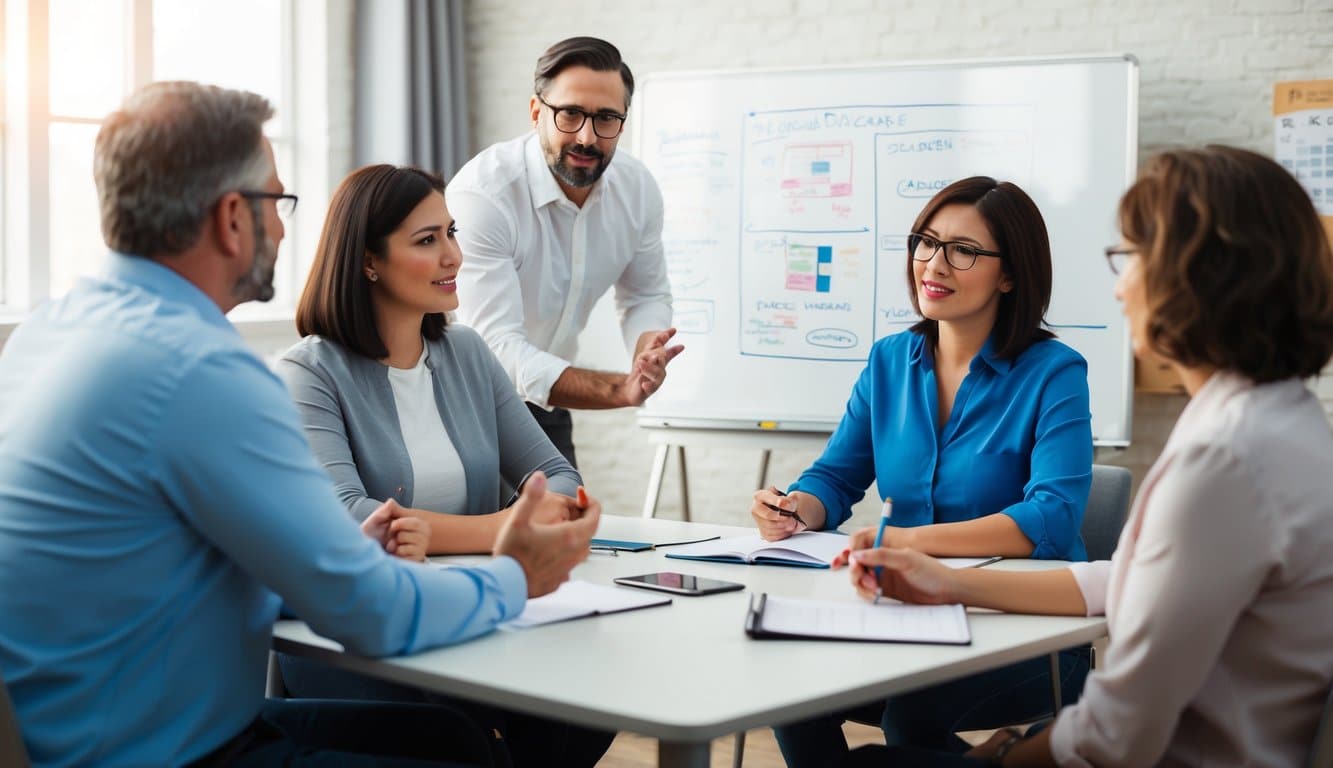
[632,55,1137,445]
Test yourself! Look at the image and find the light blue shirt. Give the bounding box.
[794,330,1092,560]
[0,254,527,767]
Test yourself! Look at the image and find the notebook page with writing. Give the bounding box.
[753,595,970,644]
[503,580,671,629]
[664,531,848,567]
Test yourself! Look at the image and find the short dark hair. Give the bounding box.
[906,176,1055,359]
[95,81,272,257]
[296,165,448,357]
[1118,145,1333,382]
[533,36,634,109]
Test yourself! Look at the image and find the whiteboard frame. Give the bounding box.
[633,53,1139,447]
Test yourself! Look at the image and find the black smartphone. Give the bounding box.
[613,572,745,597]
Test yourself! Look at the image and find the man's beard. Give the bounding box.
[544,137,612,188]
[233,201,277,303]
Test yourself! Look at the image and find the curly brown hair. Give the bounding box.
[1118,146,1333,383]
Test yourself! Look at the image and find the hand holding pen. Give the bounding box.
[750,486,807,541]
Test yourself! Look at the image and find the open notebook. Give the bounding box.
[664,531,848,568]
[746,593,971,645]
[503,580,672,629]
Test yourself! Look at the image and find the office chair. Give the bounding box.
[1,675,31,768]
[1081,465,1133,562]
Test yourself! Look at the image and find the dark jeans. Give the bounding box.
[278,654,614,768]
[843,719,1054,767]
[774,647,1090,767]
[188,698,489,767]
[525,403,577,469]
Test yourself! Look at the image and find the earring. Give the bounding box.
[367,272,378,282]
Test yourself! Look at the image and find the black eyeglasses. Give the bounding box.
[536,95,626,139]
[907,232,1002,271]
[1104,245,1137,275]
[240,191,299,219]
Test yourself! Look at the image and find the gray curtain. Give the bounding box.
[353,0,471,179]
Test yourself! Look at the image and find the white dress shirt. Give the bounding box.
[1052,371,1333,767]
[446,133,672,408]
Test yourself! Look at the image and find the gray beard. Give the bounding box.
[233,201,277,303]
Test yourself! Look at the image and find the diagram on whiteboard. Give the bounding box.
[738,103,1036,359]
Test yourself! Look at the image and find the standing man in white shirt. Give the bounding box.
[448,36,681,467]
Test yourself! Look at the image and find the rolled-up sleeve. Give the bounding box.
[999,358,1093,559]
[1049,443,1271,767]
[791,361,877,530]
[614,176,672,354]
[1067,560,1111,616]
[449,186,571,408]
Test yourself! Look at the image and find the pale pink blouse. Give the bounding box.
[1051,372,1333,766]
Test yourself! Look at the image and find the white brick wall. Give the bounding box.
[461,0,1333,527]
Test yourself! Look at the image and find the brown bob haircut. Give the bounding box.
[907,176,1055,359]
[1118,145,1333,382]
[296,165,448,357]
[534,36,635,110]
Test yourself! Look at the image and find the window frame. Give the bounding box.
[1,0,316,337]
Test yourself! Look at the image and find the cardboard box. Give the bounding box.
[1134,358,1185,394]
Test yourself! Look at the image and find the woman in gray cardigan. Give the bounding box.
[276,164,613,768]
[277,165,587,556]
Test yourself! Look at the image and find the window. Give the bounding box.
[2,0,327,322]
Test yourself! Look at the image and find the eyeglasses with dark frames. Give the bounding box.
[240,191,299,219]
[536,94,627,139]
[1104,245,1137,275]
[907,232,1002,271]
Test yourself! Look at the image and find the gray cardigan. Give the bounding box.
[276,326,581,522]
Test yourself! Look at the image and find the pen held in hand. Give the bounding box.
[765,488,807,529]
[872,497,892,605]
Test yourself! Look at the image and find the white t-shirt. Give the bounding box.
[385,345,467,515]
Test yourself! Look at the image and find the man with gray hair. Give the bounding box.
[0,81,598,767]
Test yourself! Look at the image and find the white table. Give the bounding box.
[272,516,1106,768]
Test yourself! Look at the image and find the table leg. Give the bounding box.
[659,739,711,768]
[642,443,670,519]
[676,445,691,522]
[1048,651,1063,712]
[755,449,771,491]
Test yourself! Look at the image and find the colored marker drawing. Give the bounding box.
[785,244,834,292]
[781,141,854,197]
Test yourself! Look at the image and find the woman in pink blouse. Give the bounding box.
[838,145,1333,767]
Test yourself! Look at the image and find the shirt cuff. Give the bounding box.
[1000,500,1051,557]
[483,555,528,622]
[1067,560,1111,616]
[520,352,573,410]
[1049,709,1092,767]
[620,304,674,356]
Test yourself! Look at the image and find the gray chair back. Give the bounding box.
[0,676,31,768]
[1082,465,1132,561]
[1309,682,1333,768]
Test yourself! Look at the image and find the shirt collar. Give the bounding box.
[103,251,233,332]
[524,133,568,209]
[907,329,1013,375]
[523,132,608,209]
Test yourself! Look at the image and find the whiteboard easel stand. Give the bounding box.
[640,427,832,519]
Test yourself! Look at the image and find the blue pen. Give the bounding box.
[872,497,892,605]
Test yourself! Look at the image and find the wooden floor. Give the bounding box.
[597,722,888,767]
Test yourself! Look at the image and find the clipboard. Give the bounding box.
[745,593,972,645]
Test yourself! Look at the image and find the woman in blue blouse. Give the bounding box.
[756,176,1094,762]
